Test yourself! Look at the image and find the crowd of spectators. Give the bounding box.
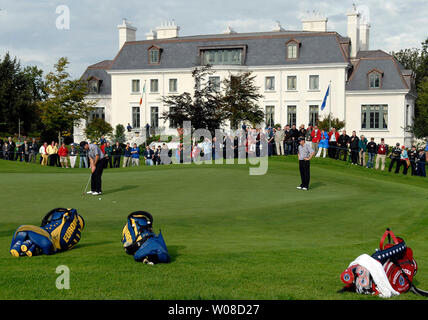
[1,126,427,178]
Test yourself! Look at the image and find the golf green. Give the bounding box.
[0,156,427,300]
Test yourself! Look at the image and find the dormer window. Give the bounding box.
[286,40,300,60]
[148,45,161,64]
[88,77,101,94]
[368,69,383,89]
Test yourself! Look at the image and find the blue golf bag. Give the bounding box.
[10,208,85,257]
[121,211,170,264]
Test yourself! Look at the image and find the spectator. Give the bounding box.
[311,125,321,155]
[127,123,132,132]
[122,143,132,167]
[58,143,69,168]
[39,142,48,166]
[290,124,299,155]
[22,140,30,162]
[408,146,418,176]
[305,124,313,142]
[131,143,140,166]
[15,138,23,161]
[79,144,88,168]
[358,135,368,167]
[375,138,388,171]
[337,130,350,161]
[366,138,377,169]
[69,144,78,168]
[398,146,409,175]
[284,125,293,156]
[6,137,15,161]
[266,127,274,156]
[29,138,38,163]
[112,142,122,168]
[55,142,61,166]
[104,142,113,168]
[46,141,57,166]
[2,142,9,160]
[100,136,107,145]
[154,145,162,165]
[202,138,212,161]
[416,148,426,177]
[315,129,329,158]
[144,145,154,166]
[349,131,359,165]
[274,126,284,156]
[328,127,339,159]
[389,143,402,174]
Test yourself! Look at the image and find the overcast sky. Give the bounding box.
[0,0,427,78]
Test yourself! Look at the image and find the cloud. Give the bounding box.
[0,0,426,78]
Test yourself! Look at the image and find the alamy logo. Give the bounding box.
[56,5,70,30]
[56,265,70,289]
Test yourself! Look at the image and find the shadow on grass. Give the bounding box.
[168,245,185,263]
[103,185,139,195]
[310,181,325,190]
[73,241,116,250]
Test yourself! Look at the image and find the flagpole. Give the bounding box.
[328,80,332,130]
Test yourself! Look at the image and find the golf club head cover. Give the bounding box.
[41,208,85,251]
[10,225,55,257]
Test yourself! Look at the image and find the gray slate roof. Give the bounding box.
[346,52,409,91]
[109,31,348,70]
[81,60,112,95]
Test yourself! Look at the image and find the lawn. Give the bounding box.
[0,156,427,300]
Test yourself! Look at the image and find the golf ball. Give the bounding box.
[99,198,102,200]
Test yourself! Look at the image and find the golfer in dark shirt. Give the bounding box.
[81,141,106,195]
[297,137,315,191]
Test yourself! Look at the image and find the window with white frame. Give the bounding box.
[131,79,140,93]
[361,105,388,129]
[169,78,178,93]
[287,106,296,126]
[368,72,382,89]
[150,79,159,93]
[265,106,275,127]
[309,75,319,90]
[265,76,275,91]
[287,76,297,90]
[287,43,298,59]
[132,106,140,128]
[309,105,319,126]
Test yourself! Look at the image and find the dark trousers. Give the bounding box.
[113,155,121,168]
[91,158,106,193]
[397,160,409,175]
[389,157,400,173]
[351,149,358,164]
[104,156,112,168]
[329,142,337,158]
[299,160,310,189]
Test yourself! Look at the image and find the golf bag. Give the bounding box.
[121,211,170,264]
[339,228,427,297]
[10,208,85,257]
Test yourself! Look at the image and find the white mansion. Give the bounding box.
[74,6,416,146]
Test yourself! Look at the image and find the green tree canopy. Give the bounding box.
[37,57,96,142]
[84,118,113,143]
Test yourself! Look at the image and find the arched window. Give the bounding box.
[368,69,383,89]
[148,45,161,64]
[286,40,300,60]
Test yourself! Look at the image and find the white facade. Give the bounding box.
[76,6,415,147]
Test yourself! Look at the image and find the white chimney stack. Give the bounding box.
[347,6,360,58]
[301,15,328,32]
[359,22,370,51]
[117,19,137,50]
[155,20,180,39]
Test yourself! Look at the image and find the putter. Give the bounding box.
[83,174,91,195]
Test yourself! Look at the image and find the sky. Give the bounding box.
[0,0,427,78]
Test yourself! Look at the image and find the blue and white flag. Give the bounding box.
[321,84,330,111]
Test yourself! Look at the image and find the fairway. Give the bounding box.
[0,157,427,300]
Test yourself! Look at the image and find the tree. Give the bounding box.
[161,65,225,135]
[84,118,113,142]
[113,124,126,144]
[38,57,96,143]
[221,72,264,129]
[411,77,428,138]
[0,52,45,135]
[317,114,345,131]
[393,37,428,138]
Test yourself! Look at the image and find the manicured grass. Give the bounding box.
[0,156,427,300]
